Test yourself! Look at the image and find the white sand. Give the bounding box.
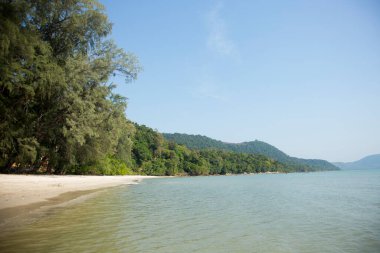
[0,174,157,210]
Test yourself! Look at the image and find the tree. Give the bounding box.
[0,0,141,173]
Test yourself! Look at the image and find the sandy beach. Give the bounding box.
[0,174,157,228]
[0,174,156,210]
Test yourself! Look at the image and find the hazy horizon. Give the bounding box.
[101,0,380,162]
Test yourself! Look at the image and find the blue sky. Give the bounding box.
[101,0,380,162]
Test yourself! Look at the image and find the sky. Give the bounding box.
[100,0,380,162]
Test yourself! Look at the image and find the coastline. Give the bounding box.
[0,174,157,228]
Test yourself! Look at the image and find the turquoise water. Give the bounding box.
[1,170,380,252]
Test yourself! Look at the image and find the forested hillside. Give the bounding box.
[55,124,303,176]
[164,133,338,171]
[129,125,295,175]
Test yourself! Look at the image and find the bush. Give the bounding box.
[74,156,135,175]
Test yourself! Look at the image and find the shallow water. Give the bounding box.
[1,170,379,253]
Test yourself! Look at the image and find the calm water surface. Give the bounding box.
[1,170,379,253]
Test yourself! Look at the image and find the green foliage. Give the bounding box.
[0,0,141,173]
[129,124,294,176]
[164,133,339,172]
[15,137,39,165]
[72,156,134,175]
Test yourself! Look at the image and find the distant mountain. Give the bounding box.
[163,133,338,171]
[334,154,380,170]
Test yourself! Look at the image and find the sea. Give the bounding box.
[1,169,379,253]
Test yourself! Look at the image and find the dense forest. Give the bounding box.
[164,133,338,171]
[0,0,337,176]
[130,125,292,176]
[0,0,139,174]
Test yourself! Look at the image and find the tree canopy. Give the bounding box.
[164,133,339,171]
[0,0,140,173]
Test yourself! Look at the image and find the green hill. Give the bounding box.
[129,125,306,175]
[163,133,338,171]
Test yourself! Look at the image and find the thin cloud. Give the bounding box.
[197,82,226,100]
[192,73,228,101]
[206,2,239,59]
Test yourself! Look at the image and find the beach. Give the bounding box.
[0,174,156,227]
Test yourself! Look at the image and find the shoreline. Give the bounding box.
[0,174,158,228]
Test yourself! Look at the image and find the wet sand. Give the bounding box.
[0,174,157,227]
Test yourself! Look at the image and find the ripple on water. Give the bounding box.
[0,171,380,253]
